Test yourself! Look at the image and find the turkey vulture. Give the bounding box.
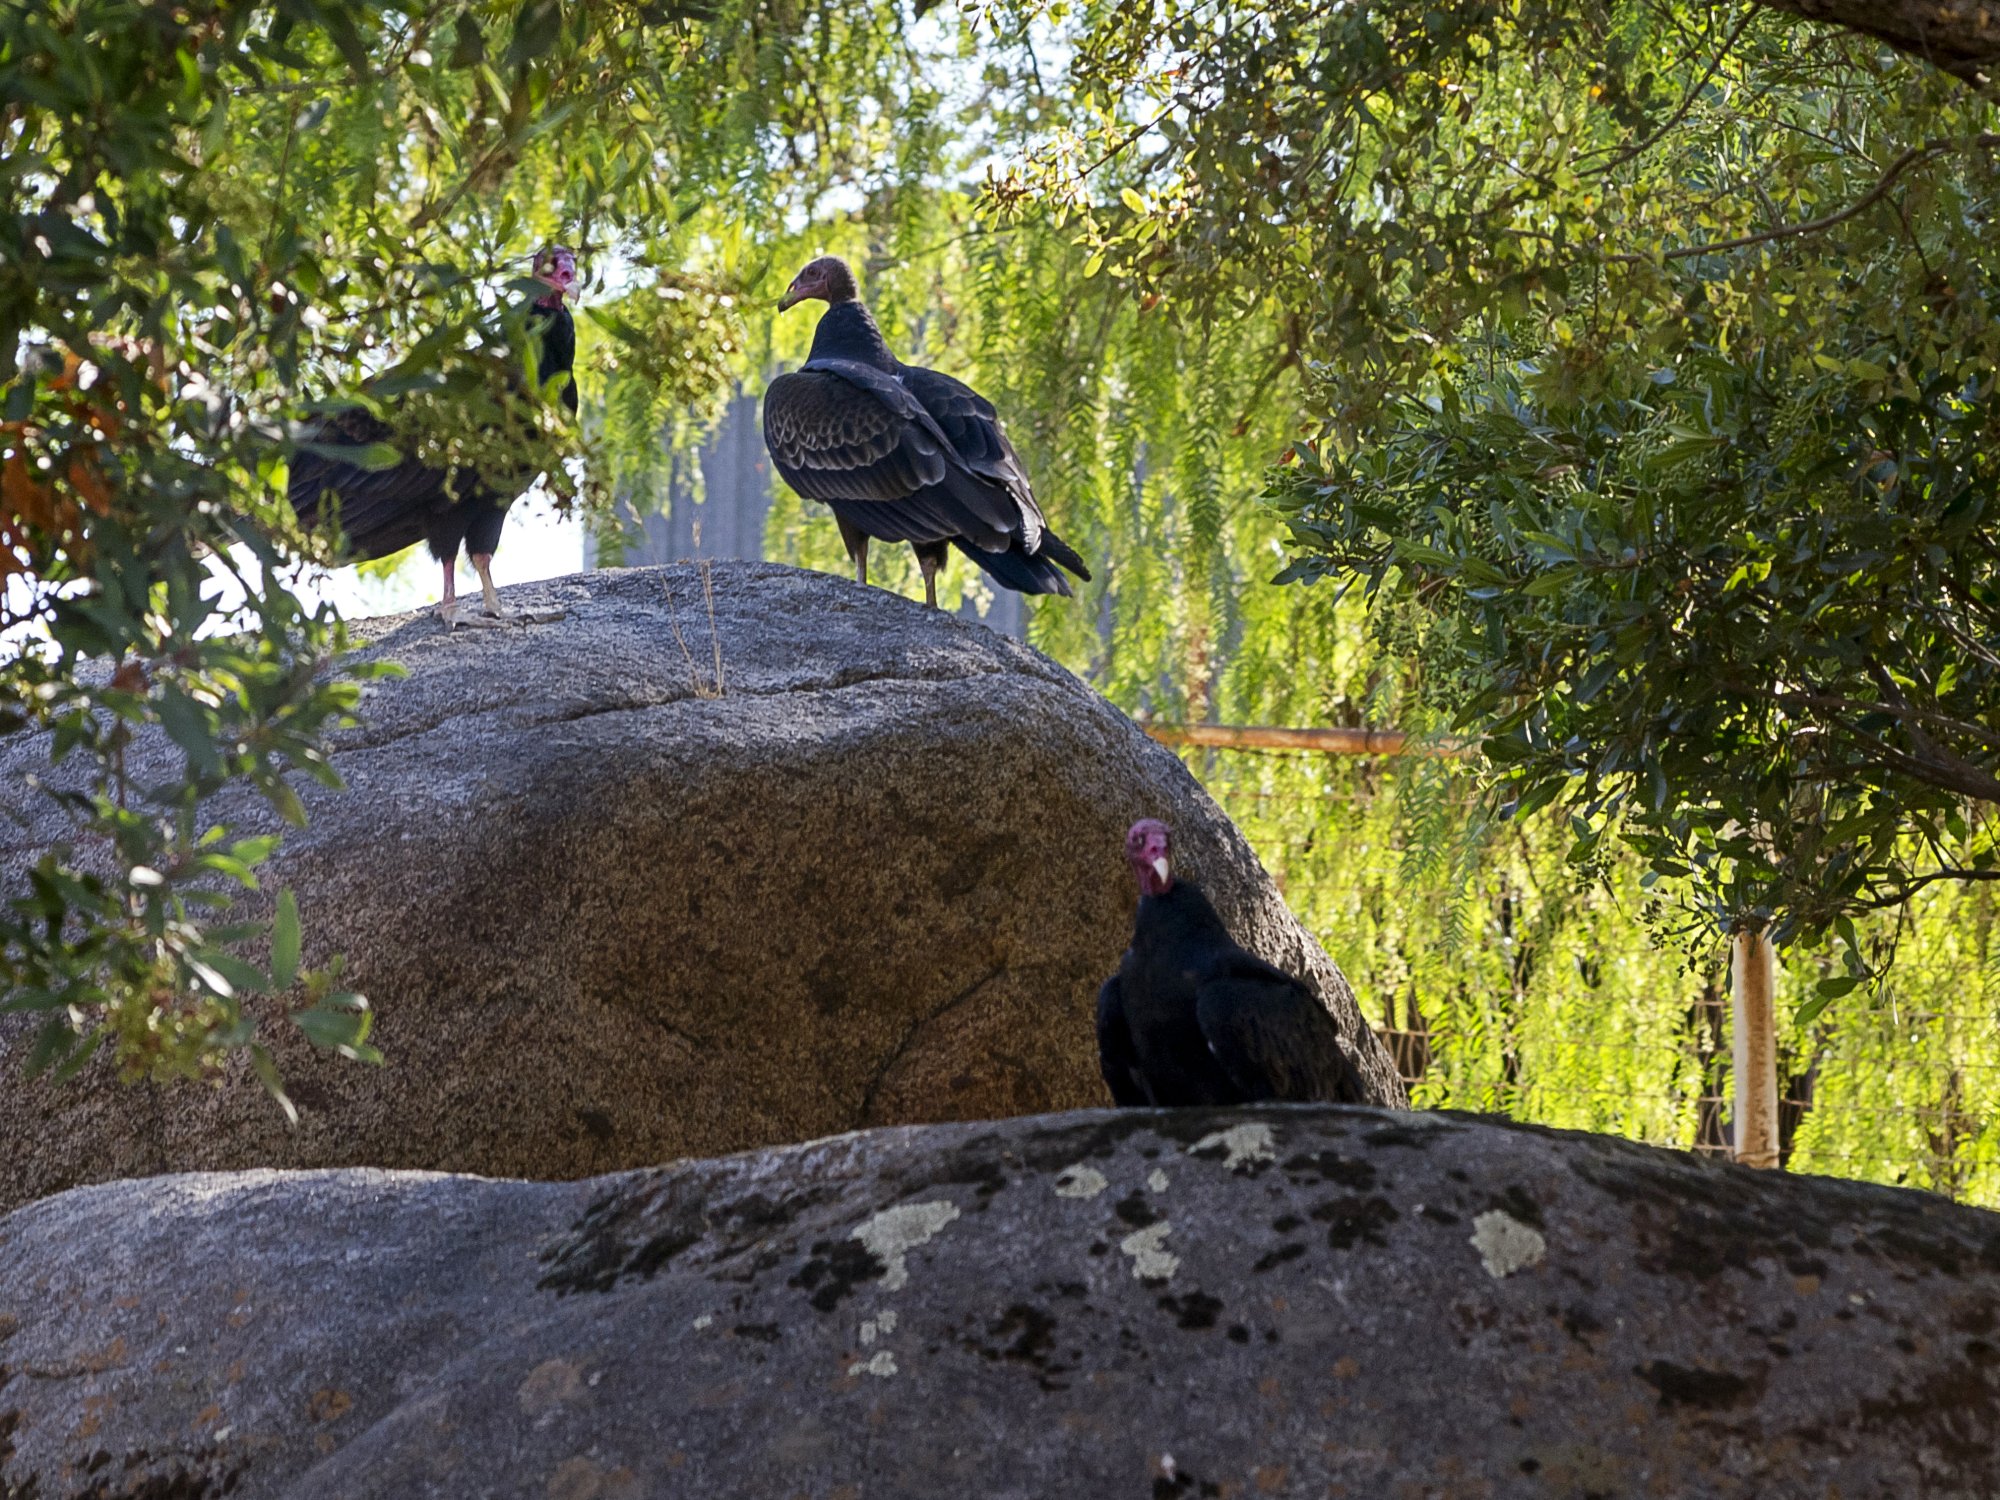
[763,255,1089,608]
[289,245,579,627]
[1097,819,1367,1107]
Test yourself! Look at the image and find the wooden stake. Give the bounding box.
[1731,928,1781,1169]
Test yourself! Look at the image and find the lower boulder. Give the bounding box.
[3,1107,1997,1497]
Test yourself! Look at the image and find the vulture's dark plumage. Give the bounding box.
[1097,820,1368,1107]
[288,245,579,625]
[763,255,1090,607]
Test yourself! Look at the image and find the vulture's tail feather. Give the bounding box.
[954,538,1075,597]
[1035,526,1092,583]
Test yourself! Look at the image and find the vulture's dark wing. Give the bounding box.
[1194,953,1367,1104]
[763,360,1016,548]
[1095,975,1152,1107]
[898,365,1044,552]
[902,364,1091,584]
[288,406,450,560]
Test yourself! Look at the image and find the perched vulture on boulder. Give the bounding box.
[763,255,1090,608]
[289,245,579,627]
[1097,819,1367,1106]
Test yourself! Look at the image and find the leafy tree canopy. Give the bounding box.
[9,0,1999,1097]
[0,0,919,1096]
[981,0,2000,972]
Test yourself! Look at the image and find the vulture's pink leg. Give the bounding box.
[436,556,458,623]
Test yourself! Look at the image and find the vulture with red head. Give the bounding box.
[289,245,580,626]
[1097,820,1368,1108]
[763,255,1090,608]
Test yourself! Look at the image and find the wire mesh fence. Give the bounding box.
[1180,740,2000,1210]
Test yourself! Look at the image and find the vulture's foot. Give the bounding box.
[441,603,513,630]
[437,601,564,630]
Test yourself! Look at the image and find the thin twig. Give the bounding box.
[1587,7,1756,178]
[701,559,724,697]
[258,102,300,272]
[1077,103,1179,182]
[411,133,517,231]
[1609,133,2000,262]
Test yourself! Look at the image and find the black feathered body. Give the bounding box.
[1097,878,1366,1107]
[763,301,1089,595]
[289,300,576,568]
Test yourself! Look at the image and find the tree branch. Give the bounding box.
[1745,0,2000,86]
[1828,727,2000,804]
[1610,132,2000,262]
[1852,866,2000,910]
[1721,677,2000,754]
[1588,7,1758,178]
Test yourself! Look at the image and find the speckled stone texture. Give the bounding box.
[4,1107,1998,1498]
[0,563,1401,1213]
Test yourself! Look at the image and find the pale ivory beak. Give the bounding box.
[1151,857,1170,882]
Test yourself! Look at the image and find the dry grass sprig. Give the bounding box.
[663,560,726,698]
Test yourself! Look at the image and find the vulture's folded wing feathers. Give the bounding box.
[766,361,1020,544]
[824,493,981,546]
[288,407,454,557]
[902,365,1093,583]
[899,364,1045,554]
[764,369,947,502]
[1195,955,1368,1104]
[1095,975,1152,1107]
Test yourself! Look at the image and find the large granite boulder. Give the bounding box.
[0,563,1401,1212]
[3,1106,1997,1497]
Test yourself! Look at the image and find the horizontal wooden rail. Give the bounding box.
[1144,723,1467,757]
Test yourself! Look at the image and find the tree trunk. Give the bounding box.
[1731,927,1782,1169]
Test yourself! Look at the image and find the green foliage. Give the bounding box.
[977,0,2000,943]
[11,0,1998,1145]
[587,268,746,542]
[1205,743,2000,1207]
[1272,283,2000,952]
[0,0,927,1097]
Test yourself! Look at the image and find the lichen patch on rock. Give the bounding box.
[1119,1221,1180,1283]
[852,1200,961,1292]
[1189,1123,1277,1174]
[859,1310,898,1346]
[1471,1209,1547,1279]
[1053,1165,1109,1199]
[847,1350,898,1378]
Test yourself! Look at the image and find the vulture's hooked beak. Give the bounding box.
[776,284,804,312]
[1151,856,1170,883]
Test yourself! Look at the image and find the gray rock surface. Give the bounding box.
[4,1107,1999,1498]
[0,563,1401,1213]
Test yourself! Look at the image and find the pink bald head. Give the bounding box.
[534,244,578,302]
[777,255,859,312]
[1125,819,1173,897]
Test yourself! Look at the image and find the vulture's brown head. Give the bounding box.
[778,255,858,312]
[1125,819,1174,897]
[534,244,579,302]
